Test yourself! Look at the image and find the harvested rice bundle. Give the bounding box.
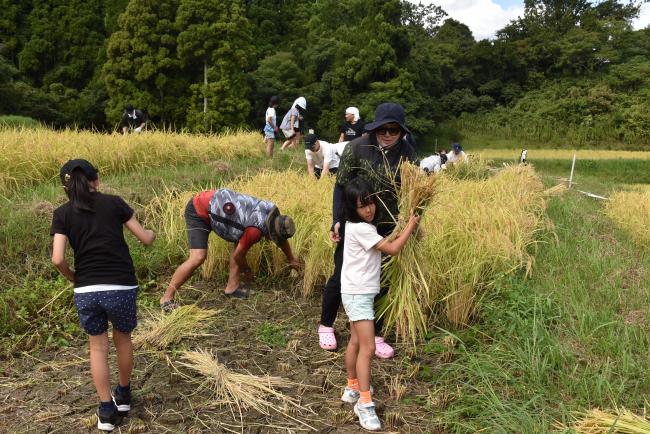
[176,349,310,423]
[444,154,492,180]
[569,407,650,434]
[544,183,568,196]
[133,305,218,350]
[604,191,650,249]
[377,162,439,344]
[379,164,546,342]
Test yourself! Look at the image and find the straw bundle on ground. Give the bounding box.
[0,128,264,194]
[568,408,650,433]
[146,171,334,295]
[176,349,307,419]
[133,305,218,350]
[604,191,650,249]
[380,164,546,343]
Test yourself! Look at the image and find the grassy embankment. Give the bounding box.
[1,128,650,432]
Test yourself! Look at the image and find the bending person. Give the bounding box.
[159,189,299,310]
[121,103,147,134]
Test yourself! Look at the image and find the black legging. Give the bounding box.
[320,223,392,336]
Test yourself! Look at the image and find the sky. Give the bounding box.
[414,0,650,40]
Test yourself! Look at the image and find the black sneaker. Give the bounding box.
[111,386,131,413]
[96,404,118,432]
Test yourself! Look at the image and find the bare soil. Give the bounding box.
[0,279,442,433]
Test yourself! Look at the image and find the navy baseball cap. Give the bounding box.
[364,102,410,134]
[452,143,462,150]
[304,134,318,150]
[59,159,98,185]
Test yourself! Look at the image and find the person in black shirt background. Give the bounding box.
[51,159,155,432]
[338,107,365,142]
[121,103,147,134]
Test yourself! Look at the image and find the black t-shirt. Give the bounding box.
[50,193,137,288]
[339,121,365,142]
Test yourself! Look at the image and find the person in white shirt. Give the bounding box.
[263,96,280,159]
[304,133,341,179]
[338,178,420,431]
[419,153,448,174]
[446,143,468,164]
[520,149,528,165]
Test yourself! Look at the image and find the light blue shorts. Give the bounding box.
[341,293,376,322]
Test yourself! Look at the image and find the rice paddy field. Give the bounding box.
[2,127,650,433]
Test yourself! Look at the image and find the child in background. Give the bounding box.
[339,178,420,431]
[50,159,155,432]
[263,96,280,158]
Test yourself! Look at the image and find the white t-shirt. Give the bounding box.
[341,222,384,295]
[420,155,443,173]
[265,107,276,127]
[304,140,340,169]
[334,141,348,158]
[447,150,468,163]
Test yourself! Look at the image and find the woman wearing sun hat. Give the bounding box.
[318,102,418,359]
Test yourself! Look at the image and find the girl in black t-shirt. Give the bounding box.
[50,159,155,432]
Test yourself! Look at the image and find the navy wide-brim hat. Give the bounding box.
[364,102,411,134]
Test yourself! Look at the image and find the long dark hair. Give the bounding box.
[343,178,375,224]
[64,168,96,213]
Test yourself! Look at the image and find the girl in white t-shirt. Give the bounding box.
[339,178,420,431]
[263,96,279,159]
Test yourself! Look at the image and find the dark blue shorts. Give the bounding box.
[74,288,138,335]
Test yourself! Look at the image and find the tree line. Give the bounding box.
[0,0,648,146]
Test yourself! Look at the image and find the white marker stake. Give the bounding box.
[568,151,576,188]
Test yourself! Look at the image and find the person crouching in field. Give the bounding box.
[50,159,156,432]
[304,133,341,179]
[159,189,300,310]
[338,178,420,431]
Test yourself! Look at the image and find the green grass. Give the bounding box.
[0,115,41,129]
[2,137,650,431]
[429,190,650,432]
[255,322,287,348]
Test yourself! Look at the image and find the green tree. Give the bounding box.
[103,0,184,127]
[177,0,254,132]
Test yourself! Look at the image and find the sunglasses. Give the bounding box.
[376,126,402,136]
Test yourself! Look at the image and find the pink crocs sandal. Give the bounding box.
[374,336,394,359]
[318,325,337,351]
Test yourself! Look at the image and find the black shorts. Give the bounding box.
[185,199,211,249]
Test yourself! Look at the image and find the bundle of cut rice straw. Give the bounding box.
[567,407,650,433]
[175,349,312,427]
[133,305,218,350]
[379,164,547,344]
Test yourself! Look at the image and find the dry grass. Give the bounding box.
[477,149,650,161]
[133,305,219,350]
[380,164,547,342]
[175,349,311,426]
[565,407,650,433]
[0,128,264,194]
[605,191,650,249]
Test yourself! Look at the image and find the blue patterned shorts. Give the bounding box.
[74,288,138,335]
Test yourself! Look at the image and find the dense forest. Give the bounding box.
[0,0,648,146]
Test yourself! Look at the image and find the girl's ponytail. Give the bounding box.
[65,168,96,213]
